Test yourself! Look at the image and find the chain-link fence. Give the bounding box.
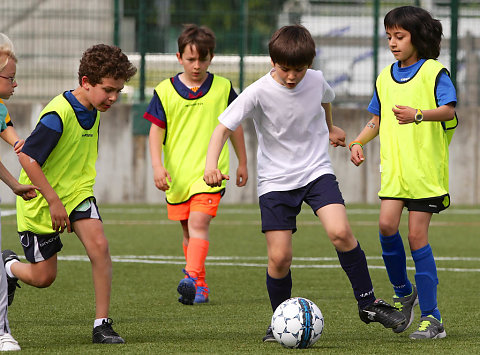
[1,0,480,107]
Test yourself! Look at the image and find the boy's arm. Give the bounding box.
[204,123,234,187]
[229,125,248,187]
[18,152,70,233]
[148,124,171,191]
[0,126,24,154]
[322,102,346,148]
[393,103,455,124]
[0,161,38,200]
[349,115,380,166]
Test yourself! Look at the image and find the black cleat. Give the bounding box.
[1,250,21,306]
[359,298,406,329]
[177,269,197,305]
[262,325,276,342]
[92,318,125,344]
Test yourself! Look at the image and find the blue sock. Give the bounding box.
[337,242,375,309]
[266,269,292,312]
[379,231,412,297]
[412,244,441,321]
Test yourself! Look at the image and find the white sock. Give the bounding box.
[5,260,19,278]
[94,318,108,328]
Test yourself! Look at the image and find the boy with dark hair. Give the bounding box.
[144,24,248,305]
[204,24,405,342]
[2,44,136,344]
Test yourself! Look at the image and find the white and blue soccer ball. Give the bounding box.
[271,297,324,349]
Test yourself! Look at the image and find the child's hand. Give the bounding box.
[392,105,416,124]
[13,183,38,200]
[350,145,365,166]
[13,139,25,155]
[204,168,229,187]
[329,126,346,147]
[153,166,171,191]
[236,164,248,187]
[49,199,71,233]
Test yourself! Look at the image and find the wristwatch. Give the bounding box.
[414,109,423,124]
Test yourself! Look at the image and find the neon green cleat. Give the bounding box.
[409,315,446,339]
[392,284,419,333]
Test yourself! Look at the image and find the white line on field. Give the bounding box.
[51,255,480,272]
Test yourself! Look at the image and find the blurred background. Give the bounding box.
[2,0,479,105]
[1,0,479,205]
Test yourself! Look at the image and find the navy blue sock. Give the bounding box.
[336,242,375,309]
[412,244,441,321]
[379,231,412,297]
[266,269,292,312]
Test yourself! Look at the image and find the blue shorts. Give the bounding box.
[259,174,344,233]
[19,197,101,263]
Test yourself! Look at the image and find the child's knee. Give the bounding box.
[379,218,397,236]
[34,271,56,288]
[92,235,110,253]
[188,216,210,233]
[269,253,292,270]
[328,225,354,248]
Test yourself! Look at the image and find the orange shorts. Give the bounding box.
[167,193,222,221]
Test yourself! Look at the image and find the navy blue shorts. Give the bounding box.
[259,174,345,233]
[19,197,102,263]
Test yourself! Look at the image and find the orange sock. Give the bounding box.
[183,242,188,262]
[185,238,209,285]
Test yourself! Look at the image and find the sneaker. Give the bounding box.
[1,250,21,306]
[392,285,419,333]
[359,298,406,329]
[262,325,276,342]
[177,269,197,305]
[409,315,446,339]
[92,318,125,344]
[194,285,209,304]
[0,333,21,351]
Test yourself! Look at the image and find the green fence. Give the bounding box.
[1,0,480,109]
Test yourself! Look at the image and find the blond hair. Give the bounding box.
[0,33,17,72]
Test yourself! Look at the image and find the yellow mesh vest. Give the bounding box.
[17,93,100,234]
[155,75,231,204]
[376,60,455,199]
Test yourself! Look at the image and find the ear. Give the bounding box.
[270,59,275,68]
[176,52,182,63]
[81,76,91,90]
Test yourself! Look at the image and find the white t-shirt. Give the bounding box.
[219,68,336,197]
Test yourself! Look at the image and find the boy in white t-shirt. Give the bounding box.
[204,25,406,342]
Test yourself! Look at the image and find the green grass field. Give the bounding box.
[1,204,480,354]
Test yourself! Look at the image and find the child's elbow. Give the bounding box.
[445,105,456,120]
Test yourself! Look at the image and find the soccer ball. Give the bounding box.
[271,297,324,349]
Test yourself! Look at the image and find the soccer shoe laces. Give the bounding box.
[182,269,198,282]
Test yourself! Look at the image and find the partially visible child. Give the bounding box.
[204,24,405,342]
[0,32,38,352]
[349,6,457,339]
[144,24,248,305]
[2,44,137,344]
[0,34,24,155]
